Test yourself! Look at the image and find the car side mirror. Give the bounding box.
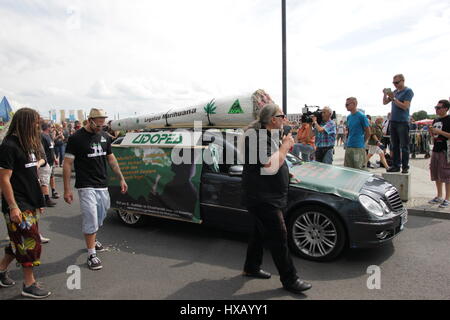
[228,165,243,176]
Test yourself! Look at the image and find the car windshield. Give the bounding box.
[286,152,303,167]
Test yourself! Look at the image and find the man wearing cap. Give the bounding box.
[63,108,128,270]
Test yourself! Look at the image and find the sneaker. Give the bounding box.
[387,166,400,173]
[95,241,106,252]
[21,282,51,299]
[428,197,444,204]
[87,254,103,270]
[51,191,60,199]
[45,198,57,207]
[40,235,50,244]
[439,200,449,208]
[0,270,15,288]
[402,168,409,174]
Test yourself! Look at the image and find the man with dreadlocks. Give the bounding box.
[0,108,51,299]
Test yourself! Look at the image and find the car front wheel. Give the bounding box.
[287,205,346,262]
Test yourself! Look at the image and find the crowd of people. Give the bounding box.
[0,109,127,298]
[290,74,434,173]
[0,72,449,299]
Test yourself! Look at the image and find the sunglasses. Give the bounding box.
[393,80,403,85]
[90,120,107,128]
[274,114,286,119]
[435,106,446,110]
[345,103,353,107]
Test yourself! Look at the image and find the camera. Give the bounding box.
[301,105,336,125]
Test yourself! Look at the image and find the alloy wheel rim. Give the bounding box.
[119,210,140,224]
[293,212,337,258]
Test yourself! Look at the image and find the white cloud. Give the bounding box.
[0,0,449,120]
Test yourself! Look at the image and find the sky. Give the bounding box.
[1,0,449,121]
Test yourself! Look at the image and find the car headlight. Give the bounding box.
[359,195,385,217]
[379,199,390,214]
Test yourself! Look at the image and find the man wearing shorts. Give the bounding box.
[428,100,450,208]
[63,108,128,270]
[344,97,371,170]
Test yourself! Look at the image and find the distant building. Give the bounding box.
[287,113,303,123]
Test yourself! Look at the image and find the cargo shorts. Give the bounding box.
[344,147,367,170]
[78,188,111,235]
[38,164,52,187]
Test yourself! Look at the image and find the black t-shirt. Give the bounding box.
[65,128,112,189]
[432,116,450,152]
[242,129,289,209]
[41,133,55,166]
[0,135,45,213]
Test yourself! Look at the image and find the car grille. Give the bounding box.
[385,189,404,213]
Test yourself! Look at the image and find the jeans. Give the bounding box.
[244,204,298,286]
[293,143,314,161]
[315,146,334,164]
[390,122,409,169]
[54,143,66,165]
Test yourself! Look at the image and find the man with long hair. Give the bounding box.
[0,108,51,299]
[241,103,312,294]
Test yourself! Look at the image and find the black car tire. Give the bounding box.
[116,209,148,227]
[287,205,346,262]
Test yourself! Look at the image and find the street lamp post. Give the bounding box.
[282,0,287,115]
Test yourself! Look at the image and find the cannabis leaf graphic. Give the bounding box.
[204,99,217,126]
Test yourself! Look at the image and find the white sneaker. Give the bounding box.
[40,235,50,244]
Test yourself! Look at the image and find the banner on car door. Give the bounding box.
[108,146,203,223]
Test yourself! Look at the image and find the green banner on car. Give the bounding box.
[108,146,203,224]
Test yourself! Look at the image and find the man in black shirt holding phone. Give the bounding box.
[428,100,450,208]
[242,103,312,295]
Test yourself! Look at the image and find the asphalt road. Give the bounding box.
[0,177,449,300]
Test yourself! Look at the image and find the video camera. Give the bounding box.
[301,104,336,125]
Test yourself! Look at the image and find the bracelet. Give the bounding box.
[9,204,19,210]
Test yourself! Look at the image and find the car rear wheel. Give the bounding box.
[287,205,346,262]
[116,209,147,227]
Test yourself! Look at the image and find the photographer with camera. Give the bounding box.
[382,74,414,174]
[312,106,336,164]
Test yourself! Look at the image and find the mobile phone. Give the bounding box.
[283,125,292,137]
